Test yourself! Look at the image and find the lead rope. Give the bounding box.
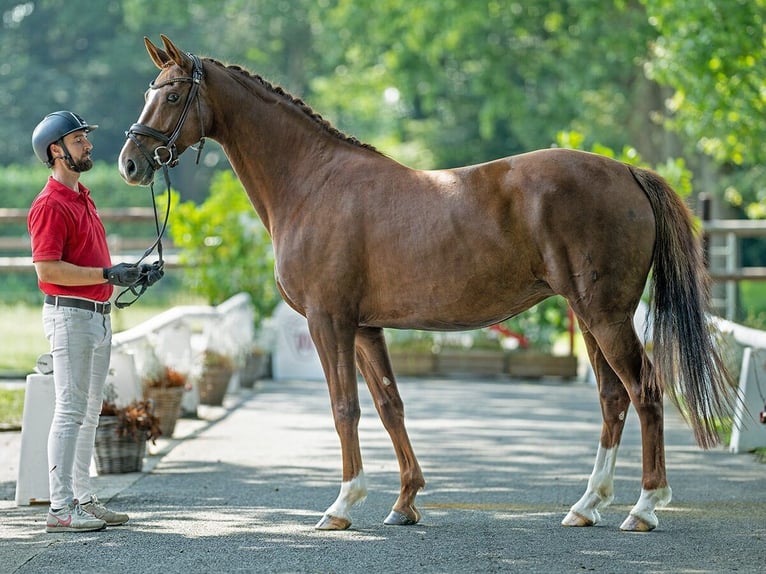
[113,163,172,309]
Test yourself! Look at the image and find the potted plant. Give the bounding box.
[137,341,189,437]
[239,343,268,389]
[385,330,438,377]
[95,385,161,474]
[197,349,236,406]
[143,366,187,437]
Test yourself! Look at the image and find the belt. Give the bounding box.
[44,295,111,315]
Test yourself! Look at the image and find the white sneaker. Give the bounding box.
[46,501,106,533]
[81,495,129,525]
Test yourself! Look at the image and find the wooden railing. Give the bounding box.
[0,208,178,271]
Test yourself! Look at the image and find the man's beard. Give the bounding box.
[72,157,93,172]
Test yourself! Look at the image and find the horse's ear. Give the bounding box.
[160,34,193,71]
[144,36,170,70]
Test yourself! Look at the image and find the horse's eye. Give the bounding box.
[167,93,180,103]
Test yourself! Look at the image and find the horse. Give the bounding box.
[119,35,732,532]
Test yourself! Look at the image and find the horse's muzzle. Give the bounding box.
[118,153,154,186]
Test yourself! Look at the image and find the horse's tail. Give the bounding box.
[629,166,734,449]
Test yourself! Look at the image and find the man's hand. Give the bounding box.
[103,263,141,286]
[139,261,164,287]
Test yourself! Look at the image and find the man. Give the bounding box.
[28,111,159,533]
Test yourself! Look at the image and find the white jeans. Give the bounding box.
[43,304,111,509]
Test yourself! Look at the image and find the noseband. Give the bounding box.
[126,53,206,169]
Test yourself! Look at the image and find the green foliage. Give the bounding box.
[0,388,25,427]
[167,171,280,325]
[740,282,766,330]
[642,0,766,167]
[0,161,152,206]
[501,297,571,353]
[313,0,657,168]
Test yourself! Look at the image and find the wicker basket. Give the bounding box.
[94,416,146,474]
[145,386,184,438]
[239,351,267,389]
[198,364,233,406]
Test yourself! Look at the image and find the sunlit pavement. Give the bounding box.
[1,377,764,573]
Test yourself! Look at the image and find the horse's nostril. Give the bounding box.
[126,159,136,176]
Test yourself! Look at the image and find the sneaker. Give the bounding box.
[46,501,106,533]
[81,495,129,526]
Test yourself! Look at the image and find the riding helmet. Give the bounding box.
[32,111,98,166]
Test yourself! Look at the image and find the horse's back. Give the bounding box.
[346,148,657,329]
[443,148,657,310]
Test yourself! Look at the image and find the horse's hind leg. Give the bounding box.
[567,314,672,531]
[562,325,630,527]
[355,326,425,526]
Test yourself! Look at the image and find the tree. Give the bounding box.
[311,0,664,169]
[642,0,766,167]
[641,0,766,216]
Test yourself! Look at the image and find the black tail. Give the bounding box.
[630,166,734,448]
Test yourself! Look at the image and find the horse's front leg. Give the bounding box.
[355,327,425,526]
[307,312,368,531]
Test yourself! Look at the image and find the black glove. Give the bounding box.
[103,263,141,286]
[139,261,164,287]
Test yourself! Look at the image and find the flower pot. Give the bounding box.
[94,416,146,474]
[436,349,507,376]
[239,350,267,389]
[198,364,233,406]
[506,352,578,379]
[145,386,184,438]
[388,350,437,376]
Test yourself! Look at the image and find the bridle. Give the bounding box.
[126,53,206,170]
[117,53,206,308]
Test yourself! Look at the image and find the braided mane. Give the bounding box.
[204,57,379,154]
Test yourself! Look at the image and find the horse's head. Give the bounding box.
[119,35,208,186]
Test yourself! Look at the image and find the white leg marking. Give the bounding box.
[624,486,672,530]
[325,471,368,521]
[563,445,618,525]
[382,377,392,387]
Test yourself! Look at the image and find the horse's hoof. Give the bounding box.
[561,510,596,527]
[384,509,419,526]
[315,514,351,531]
[619,514,655,532]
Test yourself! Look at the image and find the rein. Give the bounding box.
[116,53,206,308]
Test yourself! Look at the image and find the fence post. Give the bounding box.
[730,347,766,453]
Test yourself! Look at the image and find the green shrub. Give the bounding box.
[167,170,280,326]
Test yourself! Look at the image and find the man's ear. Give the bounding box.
[48,141,62,160]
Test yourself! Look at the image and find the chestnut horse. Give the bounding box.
[119,36,732,532]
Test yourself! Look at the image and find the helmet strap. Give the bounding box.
[54,139,84,173]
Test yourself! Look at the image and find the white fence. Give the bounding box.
[14,293,256,506]
[711,317,766,453]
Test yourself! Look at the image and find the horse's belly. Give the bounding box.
[359,271,551,331]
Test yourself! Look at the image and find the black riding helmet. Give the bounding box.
[32,111,98,167]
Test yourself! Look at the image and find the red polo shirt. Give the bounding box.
[28,176,113,301]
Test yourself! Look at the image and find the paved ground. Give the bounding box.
[1,376,764,573]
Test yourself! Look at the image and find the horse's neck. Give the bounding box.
[218,128,332,234]
[209,77,379,233]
